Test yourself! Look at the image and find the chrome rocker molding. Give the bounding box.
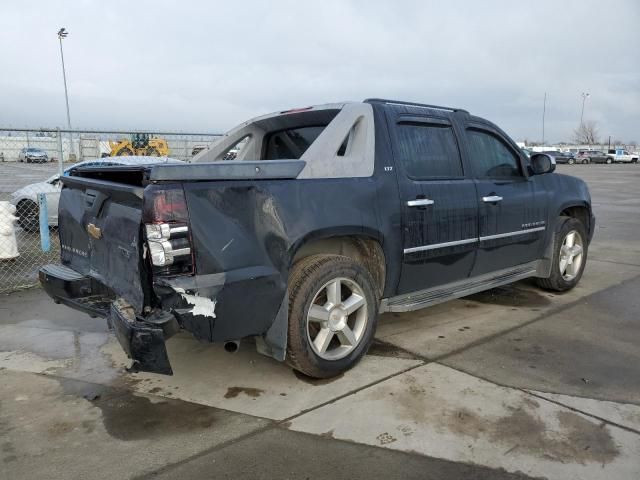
[403,238,477,254]
[479,226,546,242]
[403,227,546,254]
[380,261,540,313]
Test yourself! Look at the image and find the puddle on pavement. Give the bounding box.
[392,374,619,465]
[56,377,222,441]
[367,339,419,360]
[467,285,551,308]
[223,386,264,399]
[444,404,619,464]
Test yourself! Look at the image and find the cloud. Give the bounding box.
[0,0,638,143]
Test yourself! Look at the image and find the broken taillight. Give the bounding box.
[143,185,194,275]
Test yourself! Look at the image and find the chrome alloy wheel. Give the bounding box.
[559,230,584,281]
[306,277,368,360]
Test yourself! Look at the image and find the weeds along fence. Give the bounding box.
[0,127,221,294]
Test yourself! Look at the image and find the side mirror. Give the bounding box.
[529,153,556,175]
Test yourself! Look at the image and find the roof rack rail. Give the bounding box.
[364,98,469,114]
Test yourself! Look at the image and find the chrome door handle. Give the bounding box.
[407,198,435,207]
[482,195,503,203]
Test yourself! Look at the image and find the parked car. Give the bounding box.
[39,99,594,378]
[541,150,576,165]
[606,149,639,163]
[576,150,608,164]
[18,147,49,163]
[10,156,182,231]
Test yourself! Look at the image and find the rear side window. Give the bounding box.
[264,126,326,160]
[467,129,522,178]
[395,123,463,178]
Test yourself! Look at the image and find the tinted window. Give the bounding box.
[264,126,326,160]
[395,123,463,178]
[467,130,522,178]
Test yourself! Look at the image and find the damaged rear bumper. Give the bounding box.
[39,264,179,375]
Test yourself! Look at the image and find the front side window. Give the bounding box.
[395,123,463,178]
[467,129,522,178]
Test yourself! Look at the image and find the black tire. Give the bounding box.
[536,217,588,292]
[115,147,134,156]
[287,254,379,378]
[568,158,575,165]
[606,158,613,164]
[582,158,589,164]
[17,199,39,232]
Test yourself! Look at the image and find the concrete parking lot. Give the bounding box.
[1,164,639,479]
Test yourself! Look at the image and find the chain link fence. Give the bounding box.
[0,127,221,294]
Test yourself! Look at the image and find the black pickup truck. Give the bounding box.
[39,99,595,378]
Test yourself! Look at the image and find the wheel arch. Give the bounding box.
[538,201,593,278]
[15,196,38,210]
[559,203,591,231]
[289,228,386,298]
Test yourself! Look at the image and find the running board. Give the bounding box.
[380,261,540,313]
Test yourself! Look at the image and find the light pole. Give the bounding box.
[580,92,590,126]
[542,92,547,146]
[57,27,72,164]
[57,28,71,129]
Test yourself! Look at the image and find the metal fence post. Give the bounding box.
[38,193,50,252]
[57,127,64,176]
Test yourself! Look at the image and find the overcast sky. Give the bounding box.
[1,0,638,143]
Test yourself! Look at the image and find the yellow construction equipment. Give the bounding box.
[109,133,169,157]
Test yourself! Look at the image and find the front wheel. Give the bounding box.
[287,254,378,378]
[536,217,588,292]
[115,147,134,156]
[582,158,590,164]
[606,158,613,164]
[568,158,576,165]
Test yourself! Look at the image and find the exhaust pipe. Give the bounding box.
[224,340,240,353]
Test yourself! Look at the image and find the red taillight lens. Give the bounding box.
[143,185,188,224]
[143,185,194,276]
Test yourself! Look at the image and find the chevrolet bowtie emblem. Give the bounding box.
[87,223,102,239]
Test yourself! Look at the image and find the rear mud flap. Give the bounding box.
[109,302,174,375]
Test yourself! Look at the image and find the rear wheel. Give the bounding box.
[582,158,589,164]
[568,158,576,165]
[606,158,613,164]
[16,199,39,232]
[287,254,378,378]
[536,217,587,292]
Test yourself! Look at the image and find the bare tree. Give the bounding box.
[572,121,599,145]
